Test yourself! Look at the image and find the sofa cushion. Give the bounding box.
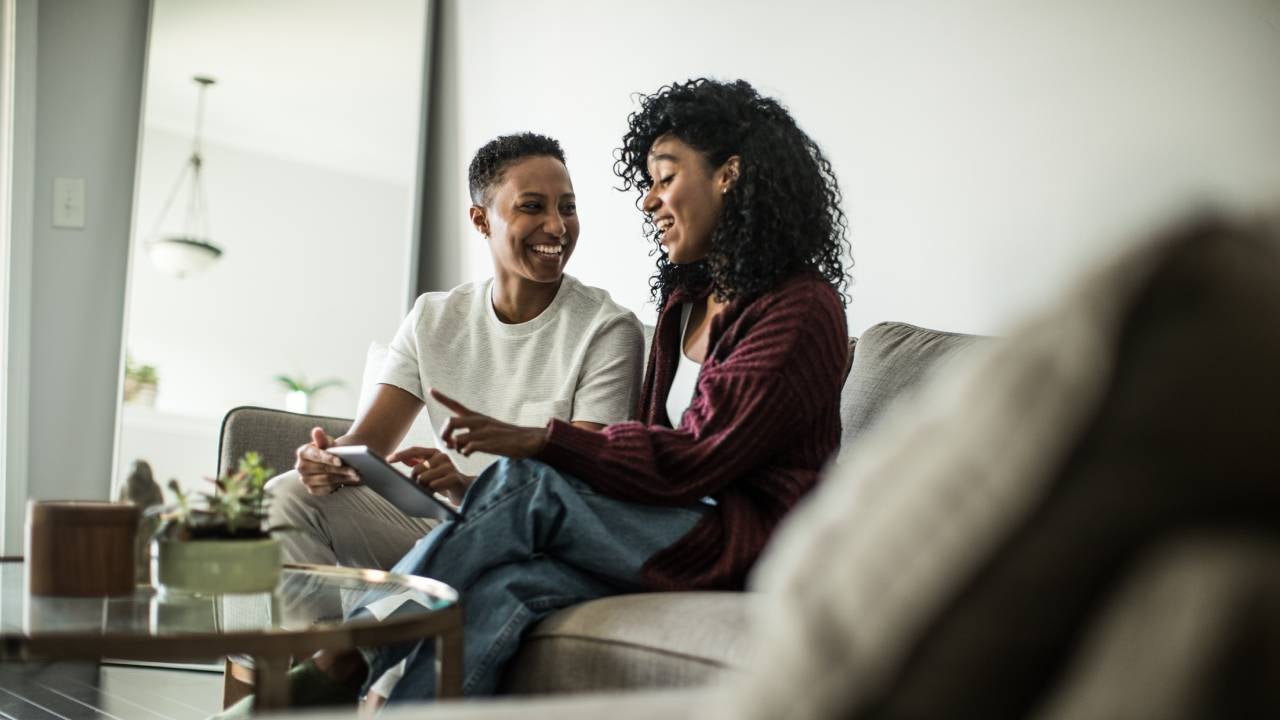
[838,322,982,459]
[704,213,1280,720]
[501,592,751,694]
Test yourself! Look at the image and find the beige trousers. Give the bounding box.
[266,471,439,570]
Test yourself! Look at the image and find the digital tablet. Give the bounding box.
[327,445,459,521]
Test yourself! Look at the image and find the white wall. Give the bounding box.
[1,0,37,555]
[430,0,1280,336]
[125,127,410,421]
[117,128,412,490]
[11,0,148,548]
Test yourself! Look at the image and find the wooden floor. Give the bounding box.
[0,663,222,720]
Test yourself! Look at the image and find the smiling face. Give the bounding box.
[642,135,739,265]
[471,155,579,285]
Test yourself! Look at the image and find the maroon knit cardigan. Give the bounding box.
[537,273,847,590]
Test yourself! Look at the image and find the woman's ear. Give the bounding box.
[718,156,742,195]
[469,205,490,238]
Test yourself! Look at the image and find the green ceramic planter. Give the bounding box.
[151,537,281,595]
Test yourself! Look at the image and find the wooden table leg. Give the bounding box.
[223,658,256,709]
[435,625,463,699]
[252,654,291,711]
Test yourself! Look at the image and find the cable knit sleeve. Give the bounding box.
[537,280,847,505]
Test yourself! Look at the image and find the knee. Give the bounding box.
[266,470,312,523]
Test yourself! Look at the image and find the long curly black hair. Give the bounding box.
[614,78,850,306]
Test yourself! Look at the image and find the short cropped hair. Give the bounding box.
[468,132,567,206]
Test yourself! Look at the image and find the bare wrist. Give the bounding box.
[530,427,550,456]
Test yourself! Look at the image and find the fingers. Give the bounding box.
[299,468,360,496]
[310,427,333,449]
[454,431,479,457]
[429,388,472,415]
[298,443,342,467]
[440,417,465,450]
[439,427,542,459]
[300,472,338,495]
[295,436,358,495]
[297,457,358,479]
[406,453,456,484]
[431,393,505,455]
[414,462,457,487]
[431,473,472,507]
[427,476,465,496]
[441,414,489,450]
[438,418,482,456]
[387,446,442,465]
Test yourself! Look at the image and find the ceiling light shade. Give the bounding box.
[148,236,223,277]
[147,75,223,277]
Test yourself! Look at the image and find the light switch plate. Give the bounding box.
[53,177,85,229]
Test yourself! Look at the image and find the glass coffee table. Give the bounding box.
[0,559,461,711]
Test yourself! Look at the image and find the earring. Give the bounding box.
[722,188,728,195]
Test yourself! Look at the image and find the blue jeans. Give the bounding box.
[355,458,706,702]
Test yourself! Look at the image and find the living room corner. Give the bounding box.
[2,1,1279,719]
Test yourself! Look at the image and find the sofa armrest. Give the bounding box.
[217,406,353,477]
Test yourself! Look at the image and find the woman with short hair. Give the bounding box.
[270,132,643,572]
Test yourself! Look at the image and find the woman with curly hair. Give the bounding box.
[222,78,850,712]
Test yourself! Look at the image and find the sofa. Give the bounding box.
[217,320,977,697]
[230,213,1280,718]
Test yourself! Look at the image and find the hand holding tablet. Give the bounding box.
[327,445,459,521]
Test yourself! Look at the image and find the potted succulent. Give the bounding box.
[274,374,344,414]
[150,452,284,595]
[123,354,159,407]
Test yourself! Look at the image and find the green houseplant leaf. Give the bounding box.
[274,374,345,395]
[159,452,276,540]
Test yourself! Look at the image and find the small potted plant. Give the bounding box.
[150,452,283,595]
[274,374,344,414]
[123,354,159,407]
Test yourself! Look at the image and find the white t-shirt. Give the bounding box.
[377,274,644,476]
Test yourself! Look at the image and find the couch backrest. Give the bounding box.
[221,323,976,478]
[838,322,985,461]
[218,406,352,478]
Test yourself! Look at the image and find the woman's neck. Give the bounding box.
[491,272,562,324]
[681,292,729,363]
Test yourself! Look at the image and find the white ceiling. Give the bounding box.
[144,0,427,184]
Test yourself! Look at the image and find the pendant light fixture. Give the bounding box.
[147,75,222,277]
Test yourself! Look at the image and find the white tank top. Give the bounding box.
[665,303,703,427]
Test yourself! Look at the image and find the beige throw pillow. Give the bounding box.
[705,214,1280,720]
